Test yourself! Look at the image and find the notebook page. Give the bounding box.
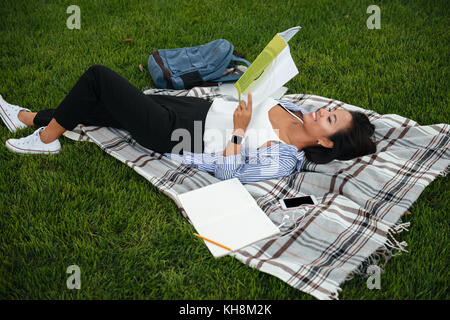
[177,178,280,258]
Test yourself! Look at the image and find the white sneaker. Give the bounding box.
[5,127,61,154]
[0,94,32,133]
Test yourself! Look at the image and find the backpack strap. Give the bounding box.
[232,50,246,59]
[209,74,241,83]
[209,55,251,83]
[151,51,174,89]
[229,55,251,67]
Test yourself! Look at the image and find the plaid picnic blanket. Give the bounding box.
[63,86,450,300]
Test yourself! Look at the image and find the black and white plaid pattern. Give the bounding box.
[64,86,450,299]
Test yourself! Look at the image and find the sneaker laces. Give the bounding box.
[4,104,19,116]
[16,128,44,146]
[5,103,28,118]
[36,128,45,144]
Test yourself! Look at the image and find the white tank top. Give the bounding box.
[203,97,303,154]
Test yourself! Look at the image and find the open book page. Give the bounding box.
[233,26,301,107]
[217,83,288,101]
[234,34,287,101]
[177,178,280,258]
[244,47,299,108]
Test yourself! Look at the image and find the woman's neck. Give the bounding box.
[288,122,316,152]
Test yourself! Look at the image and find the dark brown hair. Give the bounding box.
[303,110,376,164]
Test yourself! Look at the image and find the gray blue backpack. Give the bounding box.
[148,39,250,89]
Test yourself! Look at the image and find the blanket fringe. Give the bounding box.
[345,221,410,282]
[328,287,342,300]
[311,286,342,300]
[438,164,449,178]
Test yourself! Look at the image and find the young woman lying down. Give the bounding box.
[0,65,376,183]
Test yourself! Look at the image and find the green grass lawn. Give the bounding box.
[0,0,448,299]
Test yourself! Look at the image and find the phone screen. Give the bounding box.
[283,196,314,208]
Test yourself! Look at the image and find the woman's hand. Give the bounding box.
[233,92,252,133]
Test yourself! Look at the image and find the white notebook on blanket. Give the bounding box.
[177,178,280,258]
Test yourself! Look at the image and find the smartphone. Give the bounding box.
[279,195,317,209]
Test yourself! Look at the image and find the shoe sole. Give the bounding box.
[0,102,17,133]
[5,140,61,155]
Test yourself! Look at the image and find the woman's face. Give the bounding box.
[303,108,353,145]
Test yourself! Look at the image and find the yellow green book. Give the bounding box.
[234,26,301,103]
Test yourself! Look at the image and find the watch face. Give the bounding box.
[231,134,243,145]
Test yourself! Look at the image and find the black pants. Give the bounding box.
[34,65,212,154]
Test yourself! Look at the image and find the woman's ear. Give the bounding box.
[318,138,334,149]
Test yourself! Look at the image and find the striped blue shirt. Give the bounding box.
[163,99,307,184]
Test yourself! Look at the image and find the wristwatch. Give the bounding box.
[230,134,244,145]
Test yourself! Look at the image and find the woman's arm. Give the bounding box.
[212,143,298,183]
[164,143,300,184]
[222,93,253,156]
[222,128,245,156]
